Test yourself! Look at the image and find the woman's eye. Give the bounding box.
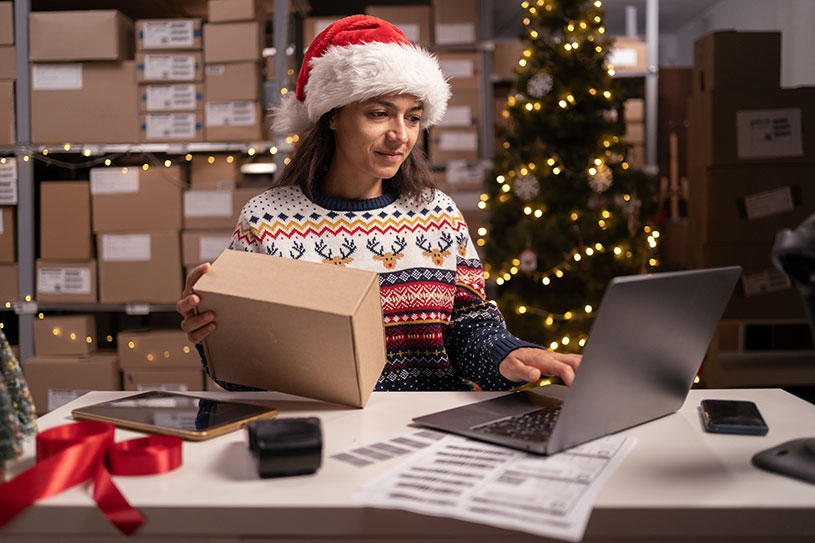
[369,111,387,118]
[407,115,422,124]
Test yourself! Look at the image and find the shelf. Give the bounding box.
[24,141,293,155]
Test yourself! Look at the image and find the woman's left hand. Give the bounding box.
[498,348,582,386]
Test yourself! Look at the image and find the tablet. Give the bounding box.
[71,391,278,441]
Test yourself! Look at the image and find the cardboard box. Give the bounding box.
[204,100,264,142]
[204,61,261,102]
[625,98,644,122]
[429,127,480,163]
[438,89,479,127]
[263,49,296,81]
[0,80,14,145]
[364,5,432,45]
[182,229,233,267]
[193,249,387,407]
[208,0,264,23]
[687,87,815,167]
[40,181,93,260]
[29,10,133,61]
[203,21,263,63]
[303,17,341,50]
[31,61,139,144]
[183,187,258,229]
[693,31,780,94]
[36,259,97,304]
[492,40,525,80]
[0,45,15,79]
[0,205,14,262]
[117,328,199,369]
[623,121,644,145]
[190,153,240,190]
[139,111,205,142]
[90,165,184,232]
[136,19,202,51]
[0,2,13,45]
[432,0,478,45]
[33,315,97,356]
[97,231,182,304]
[24,353,119,414]
[122,368,203,392]
[437,52,481,91]
[139,83,203,112]
[0,262,16,304]
[136,51,203,82]
[609,37,648,73]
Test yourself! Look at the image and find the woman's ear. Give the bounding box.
[328,111,337,130]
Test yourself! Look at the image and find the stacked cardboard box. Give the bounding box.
[136,18,205,142]
[118,329,203,391]
[623,98,645,168]
[431,0,478,46]
[203,0,265,142]
[29,10,139,144]
[0,1,15,146]
[91,166,184,303]
[430,51,481,163]
[364,5,432,46]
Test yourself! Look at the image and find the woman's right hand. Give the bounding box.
[177,262,216,344]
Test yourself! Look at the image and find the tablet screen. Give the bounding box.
[72,391,278,440]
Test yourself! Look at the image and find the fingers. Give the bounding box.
[180,310,216,344]
[500,357,542,383]
[499,348,582,386]
[183,262,211,298]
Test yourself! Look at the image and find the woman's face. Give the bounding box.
[329,93,423,184]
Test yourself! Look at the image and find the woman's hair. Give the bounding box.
[272,109,437,202]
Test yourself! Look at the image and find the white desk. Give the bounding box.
[2,388,814,542]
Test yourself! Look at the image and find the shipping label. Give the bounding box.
[743,186,795,220]
[205,64,225,76]
[144,113,198,140]
[608,48,639,67]
[37,267,92,295]
[438,58,475,79]
[143,55,197,81]
[90,167,139,195]
[439,131,478,151]
[183,191,232,217]
[145,84,197,111]
[199,236,232,261]
[394,23,420,43]
[102,234,152,262]
[0,157,16,205]
[439,105,473,127]
[435,23,475,45]
[32,64,83,90]
[736,109,803,159]
[205,102,256,127]
[142,21,195,49]
[741,268,791,297]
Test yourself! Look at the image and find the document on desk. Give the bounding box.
[354,433,636,542]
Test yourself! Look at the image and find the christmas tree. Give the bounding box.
[483,0,659,352]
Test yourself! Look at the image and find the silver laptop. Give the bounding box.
[413,266,742,455]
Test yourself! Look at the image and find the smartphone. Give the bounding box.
[700,399,769,436]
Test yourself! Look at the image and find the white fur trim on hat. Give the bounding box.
[273,41,451,135]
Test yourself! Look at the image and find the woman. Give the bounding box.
[177,15,580,392]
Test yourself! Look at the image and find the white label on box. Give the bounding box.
[90,167,139,195]
[37,267,92,295]
[736,109,803,159]
[743,186,795,220]
[142,21,195,49]
[143,55,197,81]
[144,113,197,140]
[184,191,232,217]
[394,23,420,43]
[125,304,150,315]
[0,157,17,205]
[446,160,490,186]
[439,59,475,79]
[439,105,473,127]
[48,389,89,412]
[0,208,3,235]
[608,48,638,67]
[439,131,479,151]
[741,268,791,296]
[13,302,37,315]
[199,236,232,261]
[205,102,256,127]
[32,64,83,90]
[435,23,475,45]
[205,64,225,76]
[102,234,152,262]
[145,84,197,111]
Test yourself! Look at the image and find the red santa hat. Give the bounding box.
[272,15,451,135]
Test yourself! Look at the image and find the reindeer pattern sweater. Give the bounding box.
[202,185,538,392]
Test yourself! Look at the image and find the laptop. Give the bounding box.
[413,266,742,455]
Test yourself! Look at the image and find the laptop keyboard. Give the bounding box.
[471,407,562,443]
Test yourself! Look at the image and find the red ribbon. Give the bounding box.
[0,420,182,536]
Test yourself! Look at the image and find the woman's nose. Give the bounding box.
[387,119,409,143]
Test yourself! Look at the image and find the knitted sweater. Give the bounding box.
[199,185,538,392]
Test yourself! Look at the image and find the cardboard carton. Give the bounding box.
[0,80,14,145]
[203,21,264,63]
[0,2,13,45]
[623,121,644,145]
[204,100,264,142]
[183,187,257,229]
[136,51,203,82]
[609,37,648,73]
[36,259,97,304]
[204,61,261,102]
[0,205,14,262]
[0,262,16,304]
[190,153,240,190]
[23,353,120,414]
[182,229,233,267]
[136,19,202,51]
[29,10,134,61]
[117,328,199,369]
[428,127,480,163]
[40,181,93,260]
[139,111,205,142]
[193,249,387,407]
[30,61,139,144]
[139,83,204,112]
[436,52,481,91]
[97,231,182,304]
[208,0,264,23]
[432,0,478,45]
[33,315,97,356]
[492,40,525,80]
[90,165,184,232]
[439,89,479,128]
[364,5,432,45]
[0,45,15,79]
[122,368,204,392]
[624,98,644,122]
[693,31,780,94]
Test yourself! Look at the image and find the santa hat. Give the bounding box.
[273,15,451,135]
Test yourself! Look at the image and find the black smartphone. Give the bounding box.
[700,399,769,436]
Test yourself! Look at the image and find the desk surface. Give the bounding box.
[3,388,815,542]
